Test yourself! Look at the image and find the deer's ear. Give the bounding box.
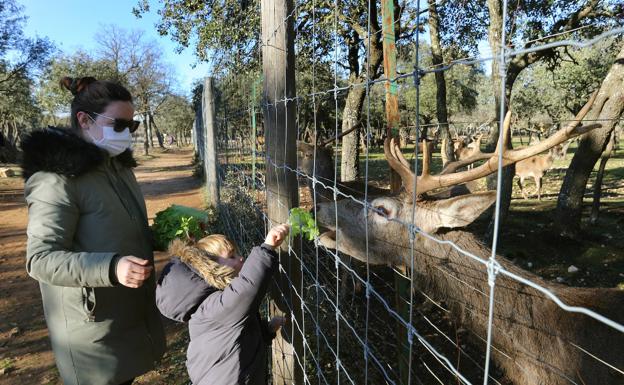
[422,191,496,233]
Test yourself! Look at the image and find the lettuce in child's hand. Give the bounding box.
[288,208,320,241]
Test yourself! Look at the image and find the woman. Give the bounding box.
[20,76,166,385]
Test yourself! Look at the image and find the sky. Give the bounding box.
[18,0,210,94]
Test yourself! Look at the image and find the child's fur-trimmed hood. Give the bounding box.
[156,240,237,323]
[20,127,137,180]
[168,239,236,290]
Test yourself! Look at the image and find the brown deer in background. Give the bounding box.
[455,133,483,161]
[315,96,623,385]
[515,140,571,200]
[296,125,387,204]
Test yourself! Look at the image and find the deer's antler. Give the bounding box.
[386,92,599,196]
[440,91,597,175]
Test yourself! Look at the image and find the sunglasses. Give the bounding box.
[89,111,141,133]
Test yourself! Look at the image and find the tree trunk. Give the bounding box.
[149,112,165,148]
[340,88,363,182]
[485,0,515,238]
[428,0,453,167]
[340,9,384,182]
[142,113,149,156]
[590,155,609,225]
[147,113,154,148]
[557,44,624,235]
[590,128,616,224]
[7,120,15,146]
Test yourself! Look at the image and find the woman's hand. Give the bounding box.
[264,224,290,248]
[116,256,153,288]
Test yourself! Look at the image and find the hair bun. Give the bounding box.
[59,76,98,96]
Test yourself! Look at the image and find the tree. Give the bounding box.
[96,25,174,153]
[438,0,623,233]
[511,37,620,127]
[37,25,175,155]
[0,0,53,161]
[153,93,194,145]
[399,43,480,135]
[37,50,119,126]
[0,0,54,96]
[134,0,422,181]
[556,42,624,236]
[427,0,453,165]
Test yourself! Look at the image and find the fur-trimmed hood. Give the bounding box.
[20,127,137,180]
[155,240,237,323]
[168,239,236,290]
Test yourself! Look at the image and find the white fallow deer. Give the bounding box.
[515,140,571,200]
[315,95,623,385]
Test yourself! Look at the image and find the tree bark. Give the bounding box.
[340,9,384,182]
[590,155,609,224]
[484,0,516,238]
[149,111,165,148]
[427,0,453,166]
[147,113,154,148]
[142,113,149,156]
[557,44,624,235]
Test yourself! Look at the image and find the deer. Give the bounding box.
[296,124,387,204]
[515,140,571,200]
[314,95,624,385]
[456,133,483,160]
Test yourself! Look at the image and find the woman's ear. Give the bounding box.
[76,111,91,129]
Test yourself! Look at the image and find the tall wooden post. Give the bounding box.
[382,0,402,194]
[203,77,220,206]
[194,85,205,162]
[251,75,263,190]
[382,0,412,383]
[261,0,303,383]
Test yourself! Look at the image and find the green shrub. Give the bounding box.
[151,205,218,250]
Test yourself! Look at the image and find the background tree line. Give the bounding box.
[135,0,623,238]
[0,0,195,162]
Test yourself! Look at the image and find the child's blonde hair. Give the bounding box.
[197,234,239,258]
[168,234,239,290]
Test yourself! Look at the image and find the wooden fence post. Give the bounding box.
[261,0,303,383]
[194,84,205,162]
[203,77,220,206]
[382,0,413,383]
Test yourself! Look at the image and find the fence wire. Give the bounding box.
[193,1,624,384]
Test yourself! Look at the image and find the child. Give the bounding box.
[156,224,289,385]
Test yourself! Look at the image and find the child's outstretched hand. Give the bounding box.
[269,316,288,333]
[265,224,290,248]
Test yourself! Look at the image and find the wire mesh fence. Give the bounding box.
[191,0,624,384]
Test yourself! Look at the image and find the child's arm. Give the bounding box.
[194,224,289,324]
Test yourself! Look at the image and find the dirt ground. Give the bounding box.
[0,148,202,385]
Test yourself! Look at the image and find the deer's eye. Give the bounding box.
[374,205,391,217]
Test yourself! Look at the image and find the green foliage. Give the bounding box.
[36,50,121,125]
[153,94,194,138]
[151,204,217,250]
[289,208,319,241]
[36,25,173,130]
[133,0,261,74]
[0,0,54,96]
[511,38,621,126]
[0,0,53,144]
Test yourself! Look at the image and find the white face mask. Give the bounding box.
[87,123,133,157]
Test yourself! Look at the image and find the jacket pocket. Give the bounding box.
[81,287,97,322]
